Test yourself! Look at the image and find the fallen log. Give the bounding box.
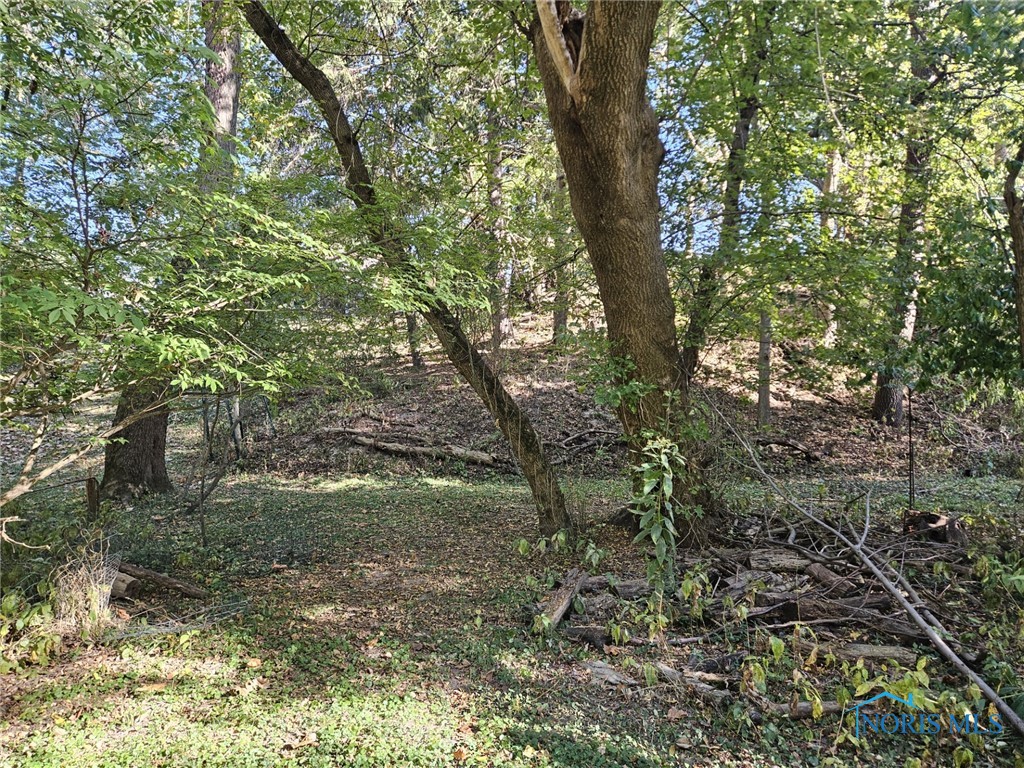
[323,429,498,467]
[793,637,916,666]
[612,579,653,601]
[654,662,732,706]
[749,548,812,573]
[119,563,210,599]
[806,562,855,596]
[110,572,141,600]
[536,568,585,631]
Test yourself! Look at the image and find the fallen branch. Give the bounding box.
[537,568,585,631]
[708,394,1024,739]
[323,429,497,467]
[118,563,210,600]
[755,436,822,462]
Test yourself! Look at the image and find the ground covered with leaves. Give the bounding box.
[2,355,1023,767]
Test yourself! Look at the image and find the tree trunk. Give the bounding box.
[1003,139,1024,369]
[681,6,772,378]
[871,7,933,428]
[245,1,572,537]
[101,383,173,498]
[552,266,569,343]
[405,312,423,368]
[757,309,771,428]
[532,1,712,545]
[820,148,841,348]
[103,0,240,493]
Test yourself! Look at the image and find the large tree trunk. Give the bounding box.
[102,0,241,495]
[101,383,173,498]
[532,2,682,438]
[681,6,772,378]
[1003,139,1024,369]
[531,1,709,545]
[245,1,571,537]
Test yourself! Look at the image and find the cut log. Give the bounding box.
[111,572,141,600]
[793,637,917,666]
[749,548,812,573]
[564,625,610,648]
[806,562,855,596]
[537,568,585,631]
[580,575,610,592]
[118,563,210,599]
[323,429,497,467]
[612,579,653,601]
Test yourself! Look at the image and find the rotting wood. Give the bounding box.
[119,563,210,599]
[749,548,813,573]
[806,562,855,596]
[323,430,497,467]
[110,572,140,600]
[539,568,585,630]
[612,579,653,601]
[793,637,917,666]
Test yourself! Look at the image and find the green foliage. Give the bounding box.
[0,587,60,673]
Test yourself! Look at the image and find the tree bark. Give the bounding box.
[532,1,711,545]
[245,1,571,537]
[101,383,173,499]
[757,309,771,428]
[102,0,241,494]
[871,8,934,427]
[681,6,772,378]
[405,312,423,368]
[1003,139,1024,369]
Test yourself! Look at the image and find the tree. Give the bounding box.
[530,1,710,543]
[1004,138,1024,370]
[244,0,572,537]
[101,0,242,496]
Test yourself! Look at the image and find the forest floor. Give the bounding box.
[1,341,1023,767]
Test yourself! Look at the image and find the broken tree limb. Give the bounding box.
[118,563,210,600]
[538,568,585,630]
[654,662,732,706]
[323,429,497,467]
[709,394,1024,739]
[755,436,822,462]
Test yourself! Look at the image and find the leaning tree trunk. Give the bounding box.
[101,383,173,498]
[531,1,710,545]
[1003,139,1024,369]
[245,0,571,537]
[102,0,240,495]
